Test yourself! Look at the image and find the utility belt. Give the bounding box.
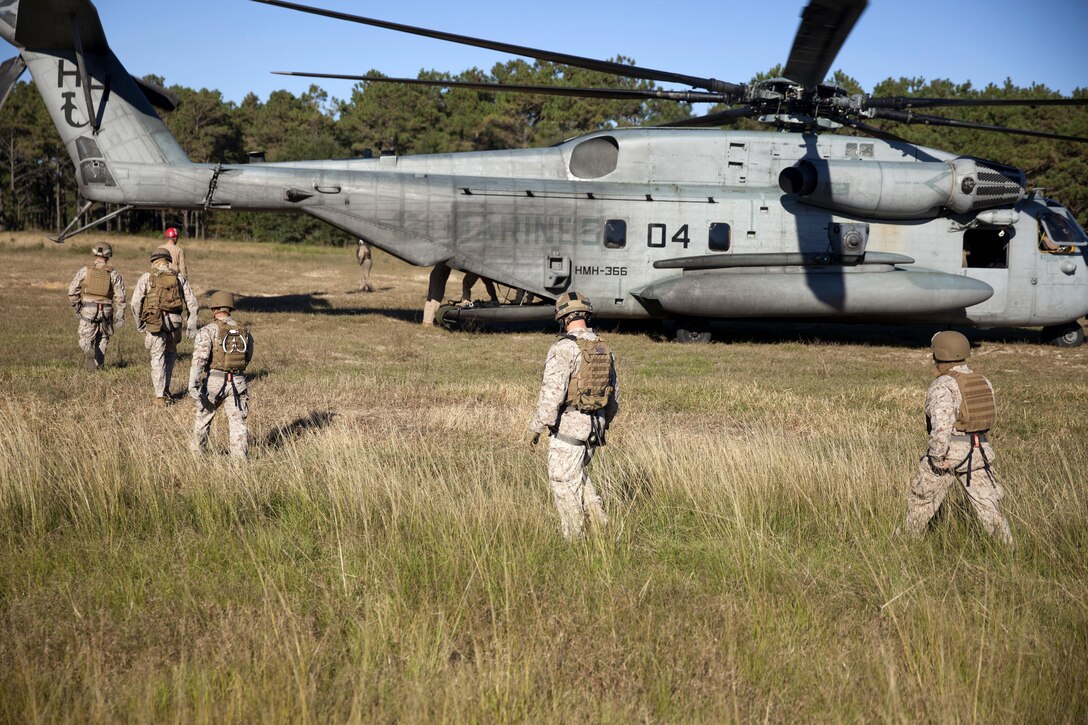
[550,410,608,448]
[78,301,113,324]
[202,369,246,409]
[945,430,993,487]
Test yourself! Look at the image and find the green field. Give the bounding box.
[1,232,1086,722]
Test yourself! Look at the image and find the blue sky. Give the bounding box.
[5,0,1087,104]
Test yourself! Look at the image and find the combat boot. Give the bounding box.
[153,396,168,407]
[83,351,98,372]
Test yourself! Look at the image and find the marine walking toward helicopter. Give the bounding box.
[904,331,1013,544]
[67,241,126,371]
[130,247,200,405]
[188,291,253,458]
[162,226,189,279]
[529,292,619,540]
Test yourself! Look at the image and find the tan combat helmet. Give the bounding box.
[91,241,113,258]
[931,330,970,362]
[208,290,236,312]
[149,246,172,263]
[554,291,593,321]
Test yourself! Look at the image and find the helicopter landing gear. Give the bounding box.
[1040,322,1085,348]
[672,319,712,344]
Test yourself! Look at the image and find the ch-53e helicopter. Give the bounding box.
[2,0,1087,344]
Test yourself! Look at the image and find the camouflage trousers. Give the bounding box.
[144,328,181,398]
[905,444,1012,544]
[547,436,607,540]
[77,312,113,369]
[192,371,249,457]
[359,258,373,292]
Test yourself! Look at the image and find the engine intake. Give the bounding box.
[779,157,1025,220]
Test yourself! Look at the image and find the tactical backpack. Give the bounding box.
[210,320,249,372]
[81,265,113,302]
[140,268,183,332]
[948,370,996,432]
[563,335,614,413]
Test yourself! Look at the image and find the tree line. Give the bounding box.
[0,58,1085,244]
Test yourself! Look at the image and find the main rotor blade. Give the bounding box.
[273,72,731,103]
[871,109,1088,144]
[867,96,1088,110]
[829,113,911,143]
[655,107,756,128]
[252,0,745,97]
[782,0,867,90]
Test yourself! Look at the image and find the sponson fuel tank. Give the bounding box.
[779,157,1025,220]
[634,266,994,318]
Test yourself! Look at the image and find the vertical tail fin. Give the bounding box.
[0,0,189,202]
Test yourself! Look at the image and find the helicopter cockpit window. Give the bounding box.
[709,223,731,251]
[1038,210,1087,255]
[604,219,627,249]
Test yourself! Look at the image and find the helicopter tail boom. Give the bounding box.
[0,0,191,206]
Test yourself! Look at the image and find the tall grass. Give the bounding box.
[1,232,1086,721]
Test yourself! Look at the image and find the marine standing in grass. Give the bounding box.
[130,247,199,405]
[905,331,1013,544]
[529,292,619,540]
[162,226,189,278]
[356,239,374,292]
[188,291,253,458]
[67,241,125,371]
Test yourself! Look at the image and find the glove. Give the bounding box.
[188,387,201,401]
[527,430,541,448]
[114,314,125,330]
[186,322,198,339]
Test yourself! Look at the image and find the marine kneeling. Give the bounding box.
[188,291,254,458]
[528,292,620,540]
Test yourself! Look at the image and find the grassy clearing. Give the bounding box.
[1,232,1086,722]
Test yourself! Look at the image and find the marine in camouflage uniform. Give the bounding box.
[905,331,1013,544]
[66,241,126,371]
[130,247,199,405]
[188,291,253,457]
[529,292,619,540]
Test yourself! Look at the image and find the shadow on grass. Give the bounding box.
[263,409,337,449]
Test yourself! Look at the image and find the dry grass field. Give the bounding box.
[1,231,1086,722]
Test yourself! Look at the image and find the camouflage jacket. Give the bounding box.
[67,261,125,309]
[189,315,254,384]
[530,328,619,441]
[129,262,199,330]
[925,363,995,461]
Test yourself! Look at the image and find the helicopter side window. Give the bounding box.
[709,223,731,251]
[1038,210,1085,255]
[962,227,1008,269]
[604,219,627,249]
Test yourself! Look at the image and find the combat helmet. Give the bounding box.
[208,290,236,311]
[149,246,172,263]
[91,241,113,258]
[554,291,593,321]
[931,330,970,363]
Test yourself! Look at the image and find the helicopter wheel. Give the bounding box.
[1041,322,1085,348]
[673,319,712,344]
